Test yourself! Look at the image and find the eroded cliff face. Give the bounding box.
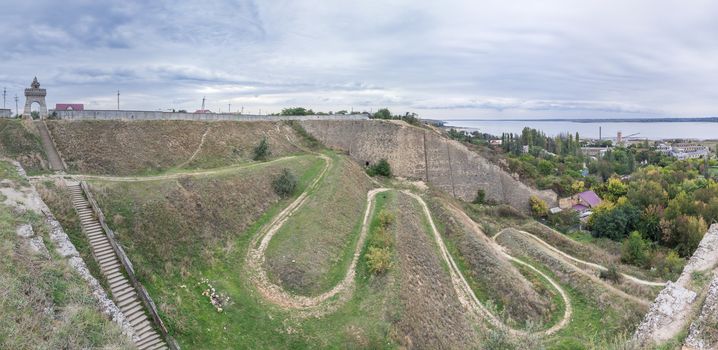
[300,120,557,212]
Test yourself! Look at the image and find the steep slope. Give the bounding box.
[0,119,47,174]
[300,119,557,212]
[46,120,305,175]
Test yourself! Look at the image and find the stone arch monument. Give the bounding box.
[23,77,48,119]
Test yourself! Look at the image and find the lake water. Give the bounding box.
[440,119,718,140]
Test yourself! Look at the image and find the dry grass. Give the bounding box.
[46,120,305,175]
[0,119,47,174]
[390,192,479,349]
[428,194,555,328]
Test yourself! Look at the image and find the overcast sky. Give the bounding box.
[1,0,717,119]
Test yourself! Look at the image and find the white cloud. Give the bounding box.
[0,0,717,118]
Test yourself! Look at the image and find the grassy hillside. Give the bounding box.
[0,119,47,174]
[56,154,406,348]
[46,120,306,175]
[427,194,556,329]
[263,153,374,296]
[0,161,131,349]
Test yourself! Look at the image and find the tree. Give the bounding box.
[253,137,271,161]
[529,195,549,218]
[639,205,663,242]
[622,231,649,266]
[627,180,668,208]
[367,159,392,177]
[272,168,297,198]
[280,107,314,116]
[590,202,640,240]
[372,108,392,120]
[473,189,486,204]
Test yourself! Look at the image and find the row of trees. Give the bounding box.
[370,108,420,126]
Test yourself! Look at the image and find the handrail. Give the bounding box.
[80,181,180,350]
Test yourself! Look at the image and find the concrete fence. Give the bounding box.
[52,109,369,122]
[0,109,12,118]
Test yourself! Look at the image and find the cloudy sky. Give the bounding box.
[1,0,717,119]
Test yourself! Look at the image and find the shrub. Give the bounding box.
[367,159,392,177]
[378,209,395,228]
[252,137,271,161]
[272,168,297,198]
[473,189,486,204]
[366,246,392,274]
[621,231,649,266]
[529,195,548,218]
[599,264,622,283]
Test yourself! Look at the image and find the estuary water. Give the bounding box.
[441,119,718,140]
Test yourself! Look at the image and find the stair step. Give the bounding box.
[136,332,161,348]
[117,294,138,308]
[139,336,164,350]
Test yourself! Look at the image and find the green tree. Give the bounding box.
[472,189,486,204]
[622,231,649,266]
[627,180,668,208]
[253,137,271,161]
[367,159,392,177]
[372,108,392,119]
[272,168,297,198]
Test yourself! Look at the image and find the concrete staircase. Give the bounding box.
[69,183,168,350]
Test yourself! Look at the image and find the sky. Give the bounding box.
[1,0,717,119]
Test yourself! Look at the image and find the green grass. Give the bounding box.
[263,152,374,296]
[0,166,131,349]
[0,119,48,175]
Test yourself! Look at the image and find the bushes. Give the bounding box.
[366,209,395,274]
[366,159,391,177]
[599,264,622,283]
[621,231,649,266]
[472,189,486,204]
[252,137,271,161]
[272,168,297,198]
[529,195,548,218]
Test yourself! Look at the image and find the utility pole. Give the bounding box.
[15,95,19,117]
[2,87,6,109]
[117,90,120,110]
[228,103,231,113]
[201,96,206,111]
[241,106,244,114]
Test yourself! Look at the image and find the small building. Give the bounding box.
[559,190,602,214]
[194,109,213,114]
[581,147,611,158]
[55,103,84,111]
[489,139,503,146]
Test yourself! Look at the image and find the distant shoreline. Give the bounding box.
[440,117,718,123]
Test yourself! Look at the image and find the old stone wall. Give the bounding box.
[300,119,557,211]
[633,224,718,347]
[52,109,368,122]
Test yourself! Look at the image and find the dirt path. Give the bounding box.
[493,229,666,287]
[28,155,299,182]
[407,192,571,337]
[176,125,211,169]
[34,120,65,171]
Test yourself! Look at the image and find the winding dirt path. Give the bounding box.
[27,155,300,182]
[176,125,211,169]
[493,229,666,287]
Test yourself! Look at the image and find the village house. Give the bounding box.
[558,190,602,217]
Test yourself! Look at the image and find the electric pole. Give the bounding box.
[117,90,120,110]
[201,96,206,111]
[228,103,231,113]
[241,106,244,114]
[2,87,6,109]
[15,95,19,117]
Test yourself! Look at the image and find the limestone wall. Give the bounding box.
[0,109,12,118]
[633,224,718,347]
[52,109,369,122]
[300,119,557,211]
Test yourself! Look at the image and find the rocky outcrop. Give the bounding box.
[633,224,718,347]
[300,120,557,212]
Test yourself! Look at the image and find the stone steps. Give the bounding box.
[69,183,168,350]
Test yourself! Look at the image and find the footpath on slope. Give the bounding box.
[34,120,65,171]
[244,157,572,336]
[493,228,666,287]
[28,155,300,182]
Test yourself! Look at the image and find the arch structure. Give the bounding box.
[23,77,48,119]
